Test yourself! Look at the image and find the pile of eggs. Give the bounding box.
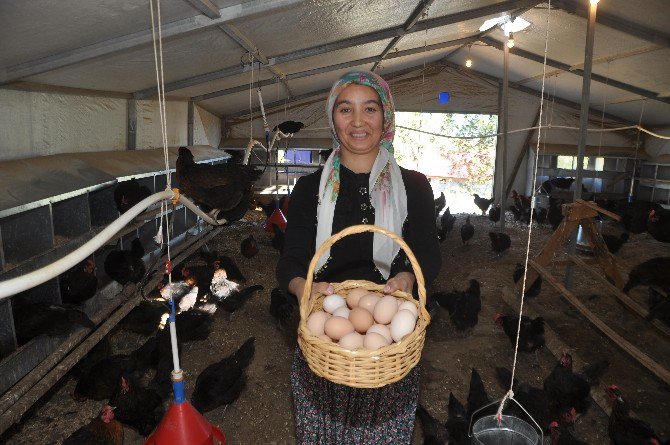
[306,287,418,351]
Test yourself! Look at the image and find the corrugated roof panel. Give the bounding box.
[168,68,276,99]
[597,0,670,35]
[231,0,418,57]
[0,0,200,68]
[397,15,500,51]
[25,29,246,93]
[427,0,514,18]
[591,48,670,98]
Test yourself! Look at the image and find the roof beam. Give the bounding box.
[133,0,544,98]
[0,0,306,84]
[217,23,293,97]
[181,0,221,19]
[480,36,670,105]
[192,35,478,102]
[554,0,670,47]
[371,0,436,72]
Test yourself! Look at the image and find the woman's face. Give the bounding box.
[332,84,384,157]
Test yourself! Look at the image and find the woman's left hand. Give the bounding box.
[383,272,415,294]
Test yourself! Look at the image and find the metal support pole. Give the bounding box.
[500,39,510,232]
[127,99,137,150]
[187,100,194,146]
[565,0,598,289]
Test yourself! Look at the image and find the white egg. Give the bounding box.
[367,324,392,344]
[390,309,417,342]
[373,295,399,324]
[364,332,390,350]
[339,331,364,350]
[332,306,351,318]
[322,294,346,314]
[398,300,418,320]
[306,311,330,336]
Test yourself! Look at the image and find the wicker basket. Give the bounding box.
[297,224,431,388]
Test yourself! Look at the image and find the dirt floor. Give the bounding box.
[2,209,670,444]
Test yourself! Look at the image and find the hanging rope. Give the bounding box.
[628,99,648,200]
[497,0,552,422]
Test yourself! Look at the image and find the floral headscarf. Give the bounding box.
[316,71,407,279]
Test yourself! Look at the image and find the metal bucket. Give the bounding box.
[472,415,539,445]
[576,219,603,251]
[533,194,549,209]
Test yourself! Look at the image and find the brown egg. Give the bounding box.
[348,307,374,333]
[346,287,368,309]
[339,332,364,350]
[358,293,381,313]
[324,316,354,341]
[306,310,330,336]
[364,332,391,350]
[373,295,399,324]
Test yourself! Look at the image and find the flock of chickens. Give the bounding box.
[9,150,670,444]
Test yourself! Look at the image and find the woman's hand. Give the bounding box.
[288,277,333,299]
[383,272,415,294]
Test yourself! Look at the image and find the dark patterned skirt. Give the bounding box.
[291,348,419,444]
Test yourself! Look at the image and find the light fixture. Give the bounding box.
[501,17,530,34]
[507,33,515,48]
[589,0,600,4]
[466,59,473,68]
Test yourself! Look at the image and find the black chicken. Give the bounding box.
[437,207,456,241]
[489,231,511,255]
[63,405,123,445]
[646,287,670,327]
[550,421,588,445]
[473,194,494,215]
[12,297,94,345]
[606,385,662,445]
[533,207,548,226]
[118,300,168,336]
[113,178,152,214]
[210,268,263,317]
[434,192,446,216]
[191,337,256,413]
[149,355,174,399]
[460,216,474,245]
[547,198,565,231]
[512,190,532,224]
[623,257,670,293]
[430,279,481,332]
[513,263,542,299]
[273,120,304,134]
[495,314,545,352]
[109,374,163,437]
[59,258,98,304]
[445,392,468,444]
[648,208,670,243]
[466,368,491,423]
[104,238,146,285]
[270,287,295,330]
[272,224,285,253]
[241,234,259,258]
[543,352,591,417]
[495,367,554,431]
[488,205,501,223]
[181,263,216,298]
[541,177,576,194]
[176,147,261,219]
[602,232,629,254]
[416,404,450,445]
[209,255,246,283]
[158,311,213,343]
[613,199,663,234]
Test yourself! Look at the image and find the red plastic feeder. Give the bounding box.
[145,401,226,445]
[263,208,287,232]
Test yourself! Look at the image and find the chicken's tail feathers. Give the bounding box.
[239,284,264,301]
[494,366,517,391]
[581,360,610,386]
[234,336,256,367]
[447,392,466,420]
[131,238,145,259]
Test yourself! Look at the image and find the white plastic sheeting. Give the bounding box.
[194,105,222,147]
[0,90,126,161]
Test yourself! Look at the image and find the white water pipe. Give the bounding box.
[0,189,226,300]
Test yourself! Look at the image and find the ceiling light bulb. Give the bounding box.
[465,59,473,68]
[507,34,515,48]
[590,0,599,4]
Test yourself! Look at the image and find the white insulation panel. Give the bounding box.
[136,100,188,149]
[0,89,127,161]
[194,105,222,147]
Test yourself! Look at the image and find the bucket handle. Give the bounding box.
[467,398,544,445]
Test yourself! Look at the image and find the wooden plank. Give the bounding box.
[570,255,670,338]
[522,217,579,287]
[575,199,621,222]
[530,259,670,386]
[581,218,625,288]
[500,287,616,418]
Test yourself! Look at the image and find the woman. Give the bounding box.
[276,71,441,444]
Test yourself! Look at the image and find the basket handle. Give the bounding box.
[300,224,429,323]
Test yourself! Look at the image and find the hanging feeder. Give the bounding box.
[263,206,287,232]
[469,399,542,445]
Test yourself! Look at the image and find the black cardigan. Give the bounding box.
[276,164,441,294]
